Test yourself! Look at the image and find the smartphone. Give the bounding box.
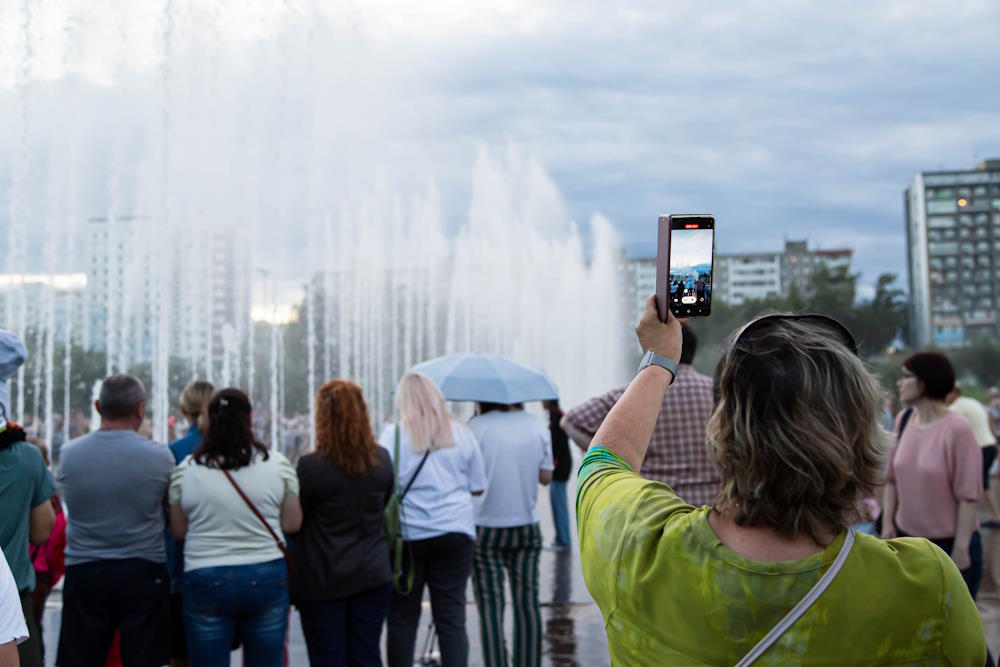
[655,214,715,320]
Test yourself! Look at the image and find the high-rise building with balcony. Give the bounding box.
[905,159,1000,349]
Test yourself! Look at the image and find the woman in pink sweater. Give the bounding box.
[881,350,983,599]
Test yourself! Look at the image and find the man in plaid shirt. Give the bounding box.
[561,326,720,507]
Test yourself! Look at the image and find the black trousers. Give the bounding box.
[56,558,169,667]
[17,589,42,667]
[386,532,474,667]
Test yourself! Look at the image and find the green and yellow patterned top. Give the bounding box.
[577,446,986,666]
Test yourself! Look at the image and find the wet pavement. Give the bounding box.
[35,473,1000,664]
[39,480,611,666]
[975,526,1000,657]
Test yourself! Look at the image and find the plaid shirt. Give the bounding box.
[564,364,719,507]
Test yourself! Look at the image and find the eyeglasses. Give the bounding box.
[725,314,859,362]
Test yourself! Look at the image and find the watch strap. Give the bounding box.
[638,351,678,384]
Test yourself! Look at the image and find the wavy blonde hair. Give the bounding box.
[179,380,215,435]
[395,372,455,454]
[707,315,890,543]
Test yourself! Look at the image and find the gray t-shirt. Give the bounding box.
[58,429,176,565]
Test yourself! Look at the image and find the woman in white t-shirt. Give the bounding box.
[169,388,302,667]
[378,372,486,667]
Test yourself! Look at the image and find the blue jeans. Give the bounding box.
[183,559,289,667]
[549,480,571,546]
[298,584,391,667]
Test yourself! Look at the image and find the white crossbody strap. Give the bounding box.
[734,528,856,667]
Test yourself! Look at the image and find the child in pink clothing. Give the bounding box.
[30,497,66,609]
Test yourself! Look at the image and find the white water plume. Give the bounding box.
[2,2,631,447]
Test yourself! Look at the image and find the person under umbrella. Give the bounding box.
[469,401,553,667]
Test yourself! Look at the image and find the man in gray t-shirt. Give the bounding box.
[55,374,175,667]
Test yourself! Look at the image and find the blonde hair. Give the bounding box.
[395,372,455,454]
[707,316,890,543]
[180,380,215,435]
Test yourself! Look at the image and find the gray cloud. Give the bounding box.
[1,0,998,292]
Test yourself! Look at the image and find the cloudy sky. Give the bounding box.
[1,0,998,297]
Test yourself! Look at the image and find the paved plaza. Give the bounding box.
[35,480,1000,665]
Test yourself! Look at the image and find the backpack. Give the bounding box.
[384,424,430,595]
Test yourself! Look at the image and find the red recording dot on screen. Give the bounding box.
[684,224,699,229]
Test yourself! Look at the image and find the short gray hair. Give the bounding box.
[99,374,147,420]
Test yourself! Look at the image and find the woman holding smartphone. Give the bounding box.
[576,296,986,665]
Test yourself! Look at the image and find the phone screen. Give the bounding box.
[668,217,715,317]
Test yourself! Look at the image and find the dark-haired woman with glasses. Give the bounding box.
[576,297,986,665]
[169,388,302,667]
[882,351,984,600]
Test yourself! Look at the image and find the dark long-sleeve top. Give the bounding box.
[551,412,572,482]
[289,448,393,601]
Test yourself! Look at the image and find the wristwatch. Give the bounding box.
[637,350,678,384]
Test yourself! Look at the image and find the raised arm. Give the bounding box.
[590,296,683,472]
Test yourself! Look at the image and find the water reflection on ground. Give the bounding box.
[977,525,1000,656]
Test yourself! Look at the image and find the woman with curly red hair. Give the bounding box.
[289,380,394,667]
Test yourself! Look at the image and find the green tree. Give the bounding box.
[952,338,1000,388]
[804,264,857,328]
[695,270,907,380]
[10,334,107,424]
[853,273,907,357]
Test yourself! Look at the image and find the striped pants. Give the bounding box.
[472,524,542,667]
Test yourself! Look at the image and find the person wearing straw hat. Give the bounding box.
[0,329,56,667]
[577,297,986,665]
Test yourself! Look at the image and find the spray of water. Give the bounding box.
[4,5,632,443]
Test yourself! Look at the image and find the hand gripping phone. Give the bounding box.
[655,214,715,320]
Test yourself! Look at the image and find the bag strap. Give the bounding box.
[897,406,914,441]
[734,528,856,667]
[401,451,430,500]
[392,423,401,489]
[391,423,430,596]
[394,423,431,502]
[220,467,295,574]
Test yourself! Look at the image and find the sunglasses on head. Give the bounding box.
[725,314,859,362]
